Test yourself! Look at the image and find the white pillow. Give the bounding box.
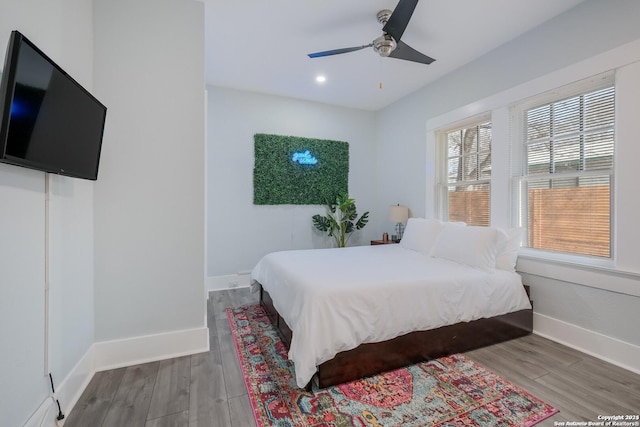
[495,228,523,272]
[432,223,501,271]
[399,218,442,254]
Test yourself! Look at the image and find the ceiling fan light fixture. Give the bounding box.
[307,1,435,65]
[376,9,393,25]
[373,34,397,57]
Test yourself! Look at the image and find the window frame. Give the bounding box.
[435,113,492,225]
[425,40,640,294]
[511,72,615,263]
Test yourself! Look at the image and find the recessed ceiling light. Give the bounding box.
[316,75,326,83]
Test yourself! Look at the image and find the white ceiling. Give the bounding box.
[205,0,585,111]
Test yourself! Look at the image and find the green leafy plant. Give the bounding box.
[312,193,369,247]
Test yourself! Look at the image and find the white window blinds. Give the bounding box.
[443,120,492,226]
[520,85,614,257]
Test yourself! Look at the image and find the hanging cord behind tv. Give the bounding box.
[48,373,65,424]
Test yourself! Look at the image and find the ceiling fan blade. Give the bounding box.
[382,0,419,42]
[388,40,436,64]
[308,44,372,58]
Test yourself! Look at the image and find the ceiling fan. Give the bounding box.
[307,0,435,65]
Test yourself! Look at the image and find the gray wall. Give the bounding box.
[93,0,206,341]
[1,1,206,425]
[0,1,96,425]
[206,86,379,278]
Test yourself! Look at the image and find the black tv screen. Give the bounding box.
[0,30,106,180]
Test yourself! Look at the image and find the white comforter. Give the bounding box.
[250,244,532,388]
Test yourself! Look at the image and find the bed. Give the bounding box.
[250,219,533,389]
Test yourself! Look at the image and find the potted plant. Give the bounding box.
[312,193,369,247]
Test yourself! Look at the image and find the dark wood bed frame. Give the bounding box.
[259,284,533,389]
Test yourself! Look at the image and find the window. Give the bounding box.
[437,118,492,226]
[516,79,614,258]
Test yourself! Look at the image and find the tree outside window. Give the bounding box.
[445,121,492,226]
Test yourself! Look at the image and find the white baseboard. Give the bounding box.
[533,312,640,375]
[55,346,95,424]
[23,396,57,427]
[206,273,251,292]
[23,348,94,427]
[93,326,209,372]
[24,326,209,427]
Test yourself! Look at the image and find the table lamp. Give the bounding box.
[389,204,409,242]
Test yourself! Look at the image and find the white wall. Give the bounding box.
[0,1,96,426]
[376,0,640,370]
[206,87,379,284]
[0,168,48,426]
[93,0,206,344]
[374,89,434,223]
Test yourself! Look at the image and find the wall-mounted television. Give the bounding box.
[0,30,107,180]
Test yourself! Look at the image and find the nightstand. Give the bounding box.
[370,240,398,245]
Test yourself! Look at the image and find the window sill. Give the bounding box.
[516,250,640,297]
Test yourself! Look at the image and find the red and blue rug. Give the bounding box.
[227,304,558,427]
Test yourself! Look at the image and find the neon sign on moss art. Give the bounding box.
[253,134,348,205]
[291,150,318,165]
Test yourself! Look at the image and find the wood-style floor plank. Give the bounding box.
[215,288,259,400]
[569,355,640,395]
[101,361,160,427]
[145,410,189,427]
[209,290,230,321]
[65,287,640,427]
[63,367,127,427]
[189,351,232,427]
[228,395,256,427]
[216,317,246,399]
[147,356,191,420]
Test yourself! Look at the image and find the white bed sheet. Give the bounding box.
[250,244,532,388]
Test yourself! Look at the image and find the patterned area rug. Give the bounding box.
[227,304,558,427]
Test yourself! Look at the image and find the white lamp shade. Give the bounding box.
[389,205,409,224]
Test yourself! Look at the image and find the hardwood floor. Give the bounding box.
[65,288,639,427]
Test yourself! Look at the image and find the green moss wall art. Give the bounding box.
[253,133,349,205]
